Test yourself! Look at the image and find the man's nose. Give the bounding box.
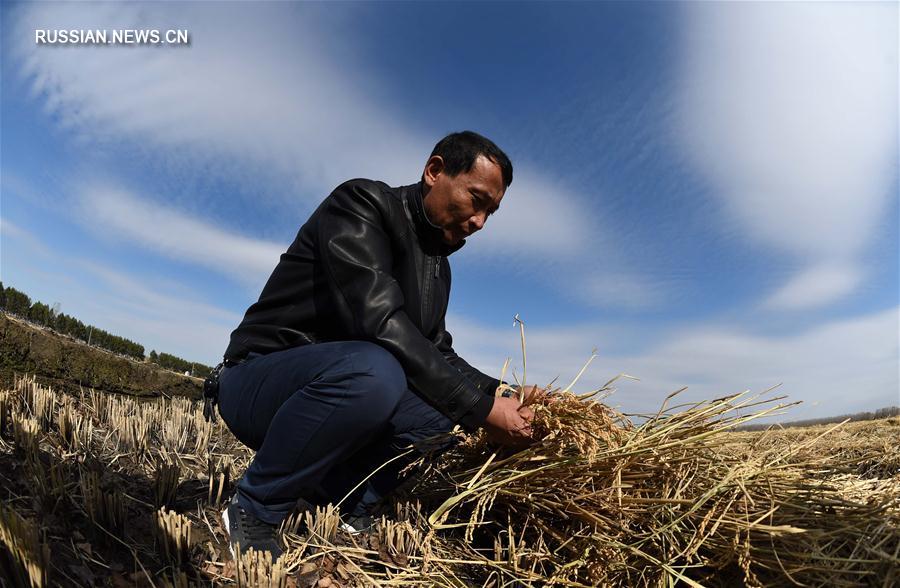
[471,213,486,231]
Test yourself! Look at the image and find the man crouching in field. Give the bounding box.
[212,131,537,559]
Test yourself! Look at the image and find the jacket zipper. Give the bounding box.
[422,255,432,324]
[422,255,442,329]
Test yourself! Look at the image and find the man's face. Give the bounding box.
[422,154,506,246]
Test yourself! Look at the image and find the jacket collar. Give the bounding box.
[401,181,465,256]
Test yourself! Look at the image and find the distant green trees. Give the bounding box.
[2,282,32,316]
[739,406,900,431]
[28,301,53,326]
[149,351,212,378]
[0,282,211,376]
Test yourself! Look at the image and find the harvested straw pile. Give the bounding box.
[401,387,900,586]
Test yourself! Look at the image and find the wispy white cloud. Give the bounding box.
[471,169,598,258]
[577,273,666,311]
[7,2,598,262]
[676,2,898,308]
[448,307,900,421]
[2,217,58,265]
[73,177,605,292]
[2,217,37,247]
[75,260,240,362]
[765,262,863,310]
[78,184,283,288]
[77,260,239,326]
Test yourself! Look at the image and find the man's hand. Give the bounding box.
[484,396,534,447]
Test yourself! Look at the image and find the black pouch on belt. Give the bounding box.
[202,362,225,423]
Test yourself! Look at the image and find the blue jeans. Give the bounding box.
[217,341,454,524]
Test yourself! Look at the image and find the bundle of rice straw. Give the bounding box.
[403,383,899,587]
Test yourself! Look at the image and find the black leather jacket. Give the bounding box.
[224,179,497,429]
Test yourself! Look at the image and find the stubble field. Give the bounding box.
[1,374,898,587]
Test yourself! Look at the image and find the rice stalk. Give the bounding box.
[79,469,126,535]
[11,412,40,456]
[154,507,193,567]
[0,503,50,588]
[0,389,12,441]
[19,377,55,433]
[207,454,233,505]
[305,504,341,544]
[235,548,288,588]
[154,456,181,509]
[373,516,426,568]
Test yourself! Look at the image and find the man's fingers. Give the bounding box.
[518,405,535,422]
[485,398,536,446]
[513,414,533,437]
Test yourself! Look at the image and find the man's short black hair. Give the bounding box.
[430,131,513,188]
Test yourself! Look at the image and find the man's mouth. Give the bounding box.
[446,227,466,242]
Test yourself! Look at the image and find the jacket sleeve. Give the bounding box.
[317,180,494,430]
[433,319,502,396]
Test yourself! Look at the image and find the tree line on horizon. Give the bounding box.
[1,282,212,378]
[147,350,212,378]
[738,406,900,431]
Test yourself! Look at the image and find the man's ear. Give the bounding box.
[422,155,444,188]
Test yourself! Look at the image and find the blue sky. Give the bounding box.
[2,1,897,421]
